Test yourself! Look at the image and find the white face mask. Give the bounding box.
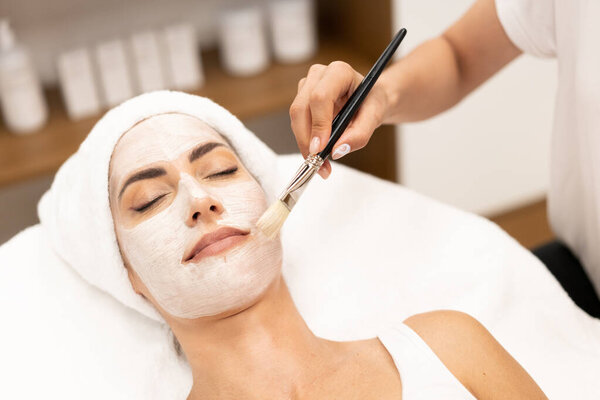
[110,114,282,319]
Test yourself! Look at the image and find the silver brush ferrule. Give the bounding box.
[279,154,324,210]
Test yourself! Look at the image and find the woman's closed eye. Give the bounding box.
[134,193,168,213]
[132,167,239,213]
[207,166,238,179]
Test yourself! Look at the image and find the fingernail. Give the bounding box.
[309,136,320,154]
[332,143,351,160]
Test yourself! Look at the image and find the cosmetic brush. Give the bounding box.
[257,28,408,239]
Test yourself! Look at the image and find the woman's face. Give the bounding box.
[109,113,282,319]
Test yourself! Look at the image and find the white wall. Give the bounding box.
[393,0,557,215]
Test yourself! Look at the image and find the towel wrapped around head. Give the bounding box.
[38,91,279,323]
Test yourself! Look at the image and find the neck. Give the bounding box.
[168,276,346,400]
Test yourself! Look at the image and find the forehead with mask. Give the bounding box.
[108,113,283,319]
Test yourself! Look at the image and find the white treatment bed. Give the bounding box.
[1,154,598,399]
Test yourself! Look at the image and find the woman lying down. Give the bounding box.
[40,91,546,399]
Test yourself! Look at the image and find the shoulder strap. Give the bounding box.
[378,323,475,399]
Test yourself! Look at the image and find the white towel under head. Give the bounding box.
[37,91,280,323]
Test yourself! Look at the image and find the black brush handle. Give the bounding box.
[317,28,407,160]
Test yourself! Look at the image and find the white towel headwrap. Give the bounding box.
[38,91,279,323]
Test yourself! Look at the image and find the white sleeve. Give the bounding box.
[495,0,556,57]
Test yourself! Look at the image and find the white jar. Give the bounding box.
[268,0,317,63]
[218,6,270,76]
[0,19,48,134]
[56,48,101,120]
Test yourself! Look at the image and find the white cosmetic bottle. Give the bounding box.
[0,19,48,134]
[95,39,134,108]
[56,48,101,120]
[162,23,204,90]
[130,30,168,93]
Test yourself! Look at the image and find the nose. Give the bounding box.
[186,196,225,227]
[179,173,225,227]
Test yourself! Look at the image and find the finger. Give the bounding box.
[308,61,361,155]
[290,64,327,158]
[317,159,332,179]
[297,77,306,92]
[330,92,385,160]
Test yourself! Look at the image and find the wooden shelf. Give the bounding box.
[0,41,376,188]
[490,199,554,249]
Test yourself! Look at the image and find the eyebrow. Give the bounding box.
[118,167,166,200]
[118,141,227,200]
[189,142,226,163]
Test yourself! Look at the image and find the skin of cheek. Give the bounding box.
[116,173,283,319]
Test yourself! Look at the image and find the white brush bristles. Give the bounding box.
[256,200,290,240]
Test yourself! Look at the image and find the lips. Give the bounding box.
[183,226,250,263]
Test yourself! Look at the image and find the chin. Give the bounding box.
[214,269,283,320]
[159,270,283,322]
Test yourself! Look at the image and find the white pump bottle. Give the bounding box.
[0,19,47,134]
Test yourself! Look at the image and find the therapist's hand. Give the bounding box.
[289,61,390,179]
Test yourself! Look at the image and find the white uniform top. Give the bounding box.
[495,0,600,294]
[378,324,476,399]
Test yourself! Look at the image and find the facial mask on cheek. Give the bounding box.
[117,173,283,318]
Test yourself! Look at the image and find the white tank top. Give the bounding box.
[378,323,476,399]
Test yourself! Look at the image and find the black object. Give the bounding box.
[533,240,600,318]
[317,28,407,159]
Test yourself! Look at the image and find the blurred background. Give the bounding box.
[0,0,556,247]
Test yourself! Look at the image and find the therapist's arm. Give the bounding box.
[380,0,522,123]
[290,0,522,178]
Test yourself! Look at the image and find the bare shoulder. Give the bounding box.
[404,310,493,370]
[403,310,491,389]
[404,310,547,400]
